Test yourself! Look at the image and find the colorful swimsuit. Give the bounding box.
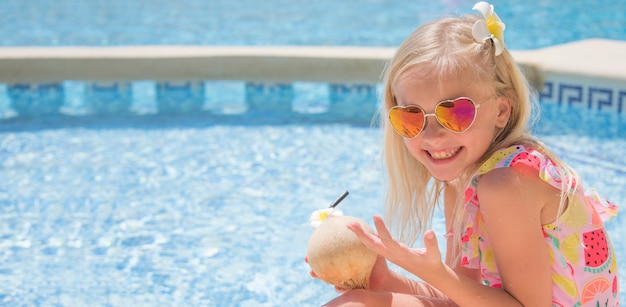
[461,145,619,306]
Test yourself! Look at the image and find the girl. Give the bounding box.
[311,2,619,306]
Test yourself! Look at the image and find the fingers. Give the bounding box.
[346,215,387,240]
[346,219,386,257]
[372,215,407,253]
[423,229,437,247]
[423,229,441,258]
[372,215,394,243]
[347,215,404,259]
[304,256,319,279]
[346,221,367,236]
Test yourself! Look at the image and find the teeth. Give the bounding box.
[429,148,460,160]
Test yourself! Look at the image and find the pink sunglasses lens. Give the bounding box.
[436,98,476,132]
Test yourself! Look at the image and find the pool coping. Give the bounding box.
[0,45,394,83]
[0,39,623,84]
[0,39,625,114]
[511,39,626,83]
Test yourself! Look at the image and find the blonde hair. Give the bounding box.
[380,15,579,262]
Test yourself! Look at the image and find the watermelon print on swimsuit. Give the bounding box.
[582,230,611,273]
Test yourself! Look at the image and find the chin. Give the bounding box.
[427,168,463,182]
[421,148,468,181]
[432,174,459,182]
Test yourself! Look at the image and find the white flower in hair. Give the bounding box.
[472,1,506,56]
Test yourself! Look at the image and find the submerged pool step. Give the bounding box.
[86,82,133,114]
[156,81,206,114]
[0,80,381,120]
[7,83,65,115]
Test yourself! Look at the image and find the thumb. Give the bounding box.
[423,230,440,253]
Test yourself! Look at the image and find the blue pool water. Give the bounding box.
[0,0,624,49]
[1,104,625,306]
[1,0,625,306]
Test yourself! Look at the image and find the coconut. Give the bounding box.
[306,215,377,290]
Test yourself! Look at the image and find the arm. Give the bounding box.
[443,182,481,281]
[473,166,555,306]
[349,216,528,306]
[365,181,480,299]
[349,166,556,306]
[371,262,449,297]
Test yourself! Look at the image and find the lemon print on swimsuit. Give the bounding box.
[477,146,519,174]
[559,197,588,229]
[561,233,580,265]
[553,273,579,299]
[306,191,377,290]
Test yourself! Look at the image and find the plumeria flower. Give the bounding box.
[472,1,506,56]
[309,208,343,229]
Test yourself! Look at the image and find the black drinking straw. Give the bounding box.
[329,190,349,209]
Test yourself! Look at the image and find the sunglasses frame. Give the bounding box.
[388,97,481,138]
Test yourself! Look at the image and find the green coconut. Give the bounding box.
[306,215,377,289]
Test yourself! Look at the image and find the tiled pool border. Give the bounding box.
[514,39,626,114]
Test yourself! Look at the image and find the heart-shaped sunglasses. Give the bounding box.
[388,97,480,138]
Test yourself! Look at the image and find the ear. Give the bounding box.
[494,96,511,129]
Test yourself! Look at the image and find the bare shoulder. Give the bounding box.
[477,163,561,224]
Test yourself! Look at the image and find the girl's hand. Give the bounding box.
[304,255,391,293]
[347,215,446,280]
[304,256,346,293]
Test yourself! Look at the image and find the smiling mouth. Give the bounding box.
[427,147,461,160]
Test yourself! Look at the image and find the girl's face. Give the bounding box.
[392,67,511,181]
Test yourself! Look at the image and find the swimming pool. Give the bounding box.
[0,1,625,306]
[1,0,624,49]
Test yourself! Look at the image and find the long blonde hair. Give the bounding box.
[380,15,579,261]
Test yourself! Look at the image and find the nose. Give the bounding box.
[421,114,446,139]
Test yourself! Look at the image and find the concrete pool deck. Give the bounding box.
[512,39,626,83]
[0,38,624,113]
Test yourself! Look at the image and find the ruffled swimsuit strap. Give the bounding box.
[471,145,617,221]
[475,145,562,188]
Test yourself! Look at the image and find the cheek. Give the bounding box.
[402,137,424,158]
[470,108,500,135]
[402,136,417,148]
